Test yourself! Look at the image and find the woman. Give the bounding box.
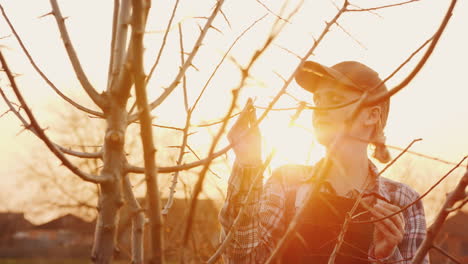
[219,60,429,263]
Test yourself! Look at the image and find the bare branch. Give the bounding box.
[335,21,367,50]
[0,4,104,117]
[219,8,232,29]
[328,138,421,263]
[108,0,131,92]
[255,0,290,23]
[182,87,242,250]
[178,23,189,112]
[207,151,275,264]
[190,14,268,112]
[130,0,163,262]
[49,0,107,109]
[346,0,422,12]
[413,164,468,264]
[106,0,120,89]
[146,0,180,83]
[352,155,468,224]
[122,175,145,264]
[431,244,462,264]
[363,0,458,107]
[0,51,108,184]
[161,112,191,217]
[129,0,226,122]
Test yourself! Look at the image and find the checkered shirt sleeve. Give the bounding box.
[218,162,288,263]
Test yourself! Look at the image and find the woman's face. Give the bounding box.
[312,82,377,146]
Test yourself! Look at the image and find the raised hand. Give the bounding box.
[227,98,262,166]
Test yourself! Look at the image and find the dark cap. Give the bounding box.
[295,60,390,126]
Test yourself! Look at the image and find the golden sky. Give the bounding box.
[0,0,467,222]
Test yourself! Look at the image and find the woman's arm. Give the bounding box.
[218,163,288,263]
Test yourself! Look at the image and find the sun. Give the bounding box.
[260,111,325,172]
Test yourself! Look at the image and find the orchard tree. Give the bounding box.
[0,0,465,263]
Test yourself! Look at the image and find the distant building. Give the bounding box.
[0,212,94,258]
[0,198,221,261]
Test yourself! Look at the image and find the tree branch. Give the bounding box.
[130,0,164,262]
[146,0,180,83]
[128,0,226,122]
[0,51,109,184]
[0,4,104,117]
[49,0,107,109]
[363,0,458,107]
[413,163,468,264]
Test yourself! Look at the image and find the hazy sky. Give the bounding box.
[0,0,467,221]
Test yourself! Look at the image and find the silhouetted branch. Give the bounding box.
[328,138,421,263]
[146,0,180,83]
[0,4,104,117]
[130,0,164,262]
[363,0,458,107]
[122,174,145,264]
[207,151,275,264]
[346,0,421,12]
[0,51,108,183]
[413,163,468,264]
[49,0,107,109]
[431,244,462,264]
[129,0,226,122]
[353,155,468,224]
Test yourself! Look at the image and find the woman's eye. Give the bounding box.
[330,95,343,104]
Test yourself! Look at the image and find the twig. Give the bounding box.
[0,51,108,184]
[130,0,164,262]
[255,0,291,23]
[386,144,468,169]
[0,4,104,117]
[352,155,468,224]
[106,0,120,90]
[328,138,421,263]
[207,151,276,264]
[122,174,145,264]
[0,87,103,159]
[190,14,268,112]
[412,163,468,264]
[107,0,130,92]
[128,0,226,122]
[363,0,458,107]
[181,88,242,253]
[49,0,107,109]
[178,23,189,112]
[146,0,180,84]
[431,244,462,264]
[346,0,422,12]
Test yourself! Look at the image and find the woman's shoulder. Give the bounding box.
[379,176,422,208]
[269,164,314,186]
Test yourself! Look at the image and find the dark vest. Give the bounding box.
[281,191,375,264]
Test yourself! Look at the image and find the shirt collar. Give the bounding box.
[301,158,392,203]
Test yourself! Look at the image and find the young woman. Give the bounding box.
[219,61,429,263]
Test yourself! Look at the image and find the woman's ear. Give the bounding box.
[364,106,381,126]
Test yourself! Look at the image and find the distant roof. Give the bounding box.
[34,213,95,233]
[0,212,34,233]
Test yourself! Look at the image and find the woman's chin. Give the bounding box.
[315,131,335,147]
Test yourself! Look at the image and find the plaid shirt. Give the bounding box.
[219,161,429,264]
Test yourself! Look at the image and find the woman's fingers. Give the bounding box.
[371,202,405,243]
[371,208,401,236]
[228,99,253,142]
[380,202,406,231]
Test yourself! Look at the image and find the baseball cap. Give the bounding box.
[295,60,390,127]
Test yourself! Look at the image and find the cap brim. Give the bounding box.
[295,61,360,93]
